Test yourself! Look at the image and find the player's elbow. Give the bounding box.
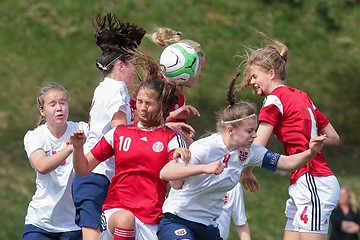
[37,167,52,175]
[332,134,340,145]
[170,181,184,190]
[159,168,170,181]
[73,166,91,177]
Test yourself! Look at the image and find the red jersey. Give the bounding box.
[90,122,186,224]
[259,85,333,185]
[130,90,187,122]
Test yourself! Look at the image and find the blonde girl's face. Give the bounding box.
[229,117,257,149]
[40,89,69,126]
[136,89,161,125]
[249,65,273,96]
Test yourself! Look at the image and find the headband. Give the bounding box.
[221,113,257,124]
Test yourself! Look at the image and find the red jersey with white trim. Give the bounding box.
[130,90,186,122]
[90,122,186,224]
[259,85,333,185]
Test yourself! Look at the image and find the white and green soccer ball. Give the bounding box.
[160,42,199,81]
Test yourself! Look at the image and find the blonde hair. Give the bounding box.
[342,186,359,213]
[236,29,288,91]
[147,27,204,57]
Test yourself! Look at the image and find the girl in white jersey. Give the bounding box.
[238,30,340,240]
[71,13,146,240]
[217,182,251,240]
[70,52,197,240]
[22,83,86,240]
[156,71,328,240]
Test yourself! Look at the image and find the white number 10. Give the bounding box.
[118,136,131,151]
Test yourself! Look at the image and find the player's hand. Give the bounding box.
[165,122,196,138]
[168,105,200,121]
[309,134,327,155]
[241,170,260,192]
[173,148,191,164]
[70,130,86,148]
[204,160,224,175]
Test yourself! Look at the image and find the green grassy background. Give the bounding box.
[0,0,359,239]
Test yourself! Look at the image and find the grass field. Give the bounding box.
[1,0,359,239]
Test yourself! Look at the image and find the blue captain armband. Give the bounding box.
[261,150,281,172]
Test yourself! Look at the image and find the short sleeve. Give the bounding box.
[90,128,116,161]
[259,95,283,127]
[106,89,127,119]
[167,133,186,161]
[24,130,43,157]
[314,107,330,131]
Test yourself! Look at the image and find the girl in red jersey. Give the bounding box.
[238,30,340,240]
[70,52,197,240]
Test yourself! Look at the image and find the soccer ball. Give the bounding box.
[160,42,199,81]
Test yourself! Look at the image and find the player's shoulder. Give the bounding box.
[266,85,307,107]
[189,133,218,151]
[24,124,47,137]
[275,85,310,98]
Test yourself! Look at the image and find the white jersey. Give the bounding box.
[23,121,86,232]
[217,182,247,240]
[86,77,133,180]
[162,133,280,226]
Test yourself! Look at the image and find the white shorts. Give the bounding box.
[217,183,247,239]
[99,208,158,240]
[284,173,340,234]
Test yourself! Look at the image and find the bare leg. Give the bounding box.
[108,209,136,233]
[284,230,327,240]
[299,232,327,240]
[82,226,101,240]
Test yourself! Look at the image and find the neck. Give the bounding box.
[269,81,283,93]
[221,132,237,152]
[137,121,162,131]
[47,122,67,139]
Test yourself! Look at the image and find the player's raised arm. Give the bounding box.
[276,134,327,171]
[71,130,101,176]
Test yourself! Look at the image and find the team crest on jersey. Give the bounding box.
[64,138,72,146]
[238,147,250,162]
[152,141,164,152]
[174,228,187,236]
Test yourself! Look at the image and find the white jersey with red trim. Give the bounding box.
[162,133,280,226]
[90,122,186,224]
[259,85,333,184]
[217,182,247,239]
[23,121,86,232]
[86,77,134,180]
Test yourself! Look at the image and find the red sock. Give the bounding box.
[113,227,135,240]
